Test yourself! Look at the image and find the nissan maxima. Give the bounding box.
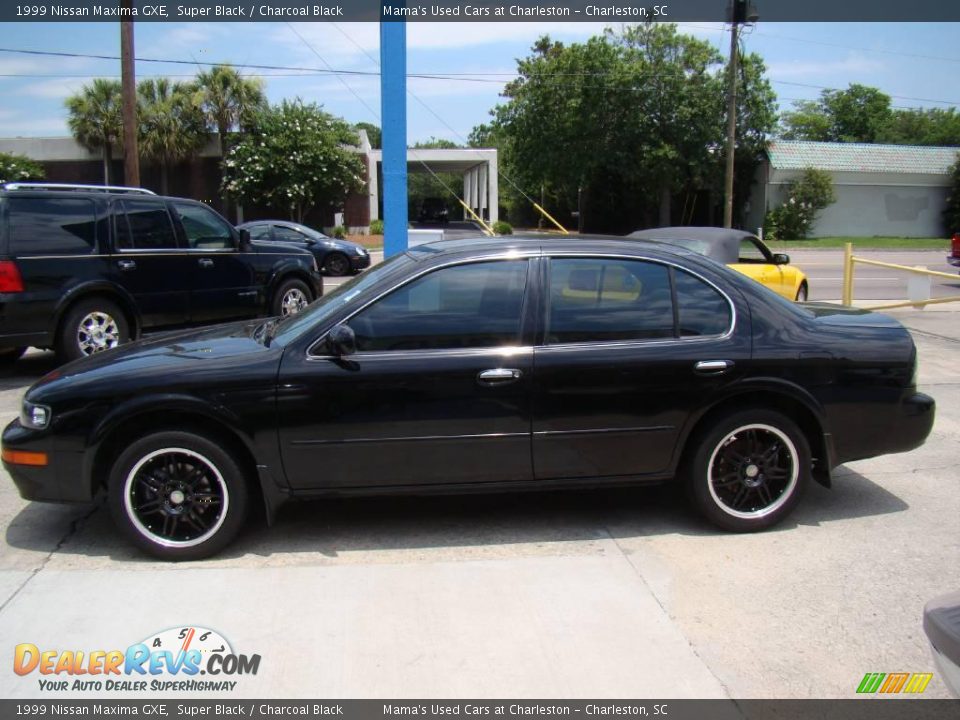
[2,237,935,559]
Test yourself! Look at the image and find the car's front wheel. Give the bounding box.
[685,408,810,532]
[323,252,350,276]
[57,298,130,362]
[107,431,249,560]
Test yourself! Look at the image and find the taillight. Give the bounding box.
[0,260,24,293]
[952,233,960,256]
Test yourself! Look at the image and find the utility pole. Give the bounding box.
[723,1,748,229]
[120,2,139,187]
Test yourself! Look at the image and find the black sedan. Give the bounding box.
[237,220,371,276]
[2,236,935,560]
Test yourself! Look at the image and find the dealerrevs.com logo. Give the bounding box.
[13,626,261,692]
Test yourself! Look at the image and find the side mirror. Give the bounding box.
[327,324,357,356]
[237,228,252,253]
[772,253,790,265]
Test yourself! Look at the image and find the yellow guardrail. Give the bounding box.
[457,199,495,236]
[842,242,960,310]
[532,202,570,235]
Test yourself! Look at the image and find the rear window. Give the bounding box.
[7,197,98,255]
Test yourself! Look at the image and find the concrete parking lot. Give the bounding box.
[0,251,957,700]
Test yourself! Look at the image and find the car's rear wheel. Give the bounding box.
[685,408,810,532]
[0,347,26,364]
[323,252,350,276]
[271,278,312,317]
[108,431,248,560]
[795,283,808,302]
[57,298,130,363]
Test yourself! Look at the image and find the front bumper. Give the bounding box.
[2,419,90,503]
[351,253,371,272]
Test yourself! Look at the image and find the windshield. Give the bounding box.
[268,252,415,346]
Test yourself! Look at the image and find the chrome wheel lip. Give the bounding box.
[707,423,799,520]
[123,447,229,549]
[280,288,309,316]
[77,311,120,355]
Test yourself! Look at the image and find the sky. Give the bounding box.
[0,21,957,144]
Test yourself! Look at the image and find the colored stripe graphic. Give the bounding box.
[857,673,886,693]
[880,672,909,693]
[903,673,934,693]
[857,672,933,694]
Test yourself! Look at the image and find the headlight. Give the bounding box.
[21,401,51,430]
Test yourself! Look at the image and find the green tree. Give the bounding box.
[355,122,382,149]
[408,138,463,219]
[764,167,836,240]
[137,78,209,194]
[780,84,892,143]
[944,154,960,235]
[878,107,960,146]
[222,99,364,223]
[65,78,123,184]
[195,64,266,158]
[0,152,45,184]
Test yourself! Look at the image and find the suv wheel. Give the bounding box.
[57,298,130,362]
[272,278,312,317]
[107,431,249,560]
[323,252,350,276]
[685,408,810,532]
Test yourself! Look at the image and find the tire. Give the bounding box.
[271,278,312,317]
[57,297,130,363]
[322,252,350,277]
[684,408,810,532]
[0,347,26,364]
[795,283,809,302]
[107,431,249,561]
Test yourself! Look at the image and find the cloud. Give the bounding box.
[766,53,884,79]
[18,76,90,99]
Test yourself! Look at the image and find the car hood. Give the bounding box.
[29,321,281,401]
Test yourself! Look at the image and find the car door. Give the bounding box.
[532,255,750,481]
[169,200,260,323]
[276,258,535,490]
[109,198,190,328]
[728,236,786,297]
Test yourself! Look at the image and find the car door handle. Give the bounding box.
[477,368,523,385]
[117,259,136,271]
[198,258,214,268]
[694,360,733,375]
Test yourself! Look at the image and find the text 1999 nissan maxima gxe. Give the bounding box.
[2,237,935,559]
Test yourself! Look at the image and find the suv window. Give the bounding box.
[172,201,233,250]
[547,258,674,344]
[116,199,178,250]
[349,260,528,352]
[7,197,98,255]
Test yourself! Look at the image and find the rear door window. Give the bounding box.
[7,197,98,255]
[116,199,179,250]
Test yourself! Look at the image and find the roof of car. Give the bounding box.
[627,227,759,264]
[409,233,702,260]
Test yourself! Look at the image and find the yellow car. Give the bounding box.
[628,227,809,302]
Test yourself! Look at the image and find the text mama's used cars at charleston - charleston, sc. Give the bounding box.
[2,236,935,559]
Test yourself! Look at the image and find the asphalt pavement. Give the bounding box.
[0,245,957,699]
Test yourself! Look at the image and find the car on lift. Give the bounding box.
[0,183,322,363]
[628,226,810,301]
[236,220,370,277]
[2,235,933,559]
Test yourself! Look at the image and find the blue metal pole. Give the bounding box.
[380,17,407,257]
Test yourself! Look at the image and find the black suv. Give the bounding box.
[0,184,322,362]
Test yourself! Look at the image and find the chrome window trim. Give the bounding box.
[304,249,737,360]
[305,252,540,359]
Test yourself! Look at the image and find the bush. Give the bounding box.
[331,225,347,239]
[767,167,836,240]
[944,154,960,235]
[492,221,513,235]
[0,152,44,185]
[369,219,384,235]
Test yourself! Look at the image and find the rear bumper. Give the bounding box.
[831,391,935,466]
[2,419,91,503]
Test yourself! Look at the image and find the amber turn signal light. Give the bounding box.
[1,448,48,466]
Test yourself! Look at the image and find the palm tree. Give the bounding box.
[65,79,124,184]
[137,78,209,194]
[196,64,266,158]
